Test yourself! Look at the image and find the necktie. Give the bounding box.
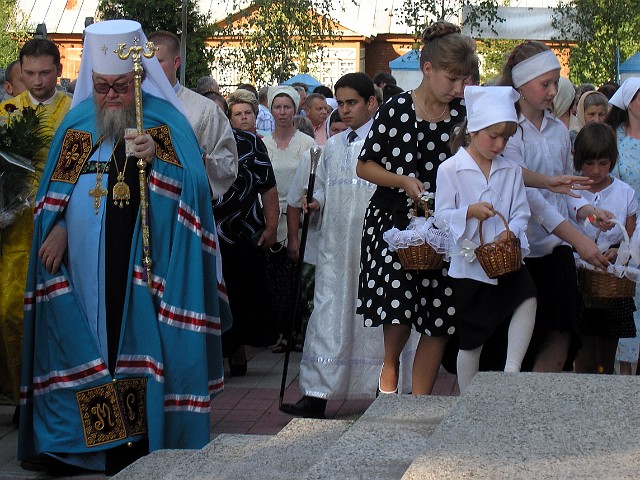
[347,130,358,143]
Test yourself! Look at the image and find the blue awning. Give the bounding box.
[389,50,420,71]
[281,73,322,91]
[620,52,640,73]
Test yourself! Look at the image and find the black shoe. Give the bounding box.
[229,346,247,377]
[279,396,327,419]
[21,454,90,476]
[229,360,247,377]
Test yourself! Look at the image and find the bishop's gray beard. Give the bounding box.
[96,102,136,140]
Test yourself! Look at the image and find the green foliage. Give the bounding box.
[399,0,505,43]
[477,39,520,84]
[551,0,640,85]
[97,0,214,87]
[0,0,30,67]
[211,0,340,85]
[0,105,52,225]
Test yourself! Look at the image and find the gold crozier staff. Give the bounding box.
[115,38,156,290]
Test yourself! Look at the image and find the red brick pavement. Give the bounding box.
[212,349,459,436]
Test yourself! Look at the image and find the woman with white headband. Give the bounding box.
[605,77,640,375]
[499,41,612,373]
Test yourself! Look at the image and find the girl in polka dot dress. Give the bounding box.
[355,21,478,395]
[499,41,612,372]
[434,86,537,392]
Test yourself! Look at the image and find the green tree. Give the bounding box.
[477,39,520,84]
[551,0,640,85]
[398,0,505,44]
[211,0,340,85]
[0,0,30,67]
[97,0,213,87]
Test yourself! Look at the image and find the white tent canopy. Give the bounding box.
[461,6,571,41]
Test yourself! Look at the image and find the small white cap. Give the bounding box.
[464,86,520,133]
[84,20,144,76]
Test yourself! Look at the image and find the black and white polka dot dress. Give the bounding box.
[356,92,464,336]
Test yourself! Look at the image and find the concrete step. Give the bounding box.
[114,434,272,479]
[196,418,353,480]
[116,418,352,479]
[304,394,456,480]
[402,372,640,479]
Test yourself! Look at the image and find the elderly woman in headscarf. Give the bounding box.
[569,90,609,147]
[262,86,316,352]
[209,88,280,376]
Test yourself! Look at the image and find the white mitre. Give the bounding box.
[71,19,183,113]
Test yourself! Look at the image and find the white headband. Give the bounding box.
[465,86,519,133]
[609,77,640,110]
[512,50,561,89]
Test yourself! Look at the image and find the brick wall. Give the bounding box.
[364,34,414,79]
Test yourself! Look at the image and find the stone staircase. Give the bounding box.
[115,372,640,479]
[114,395,455,480]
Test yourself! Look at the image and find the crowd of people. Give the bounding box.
[1,16,639,475]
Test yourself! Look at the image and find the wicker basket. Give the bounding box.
[396,206,444,270]
[397,243,444,270]
[578,267,636,308]
[474,210,522,279]
[577,223,636,308]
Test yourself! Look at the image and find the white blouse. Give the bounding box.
[579,177,637,248]
[263,130,316,242]
[435,148,531,285]
[503,111,588,257]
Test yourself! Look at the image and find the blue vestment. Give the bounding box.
[18,93,231,464]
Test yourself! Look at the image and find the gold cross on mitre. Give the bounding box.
[100,44,108,55]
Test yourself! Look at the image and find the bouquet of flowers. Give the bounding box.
[0,104,51,231]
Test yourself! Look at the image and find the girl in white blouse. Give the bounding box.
[435,86,537,391]
[498,41,612,373]
[572,123,638,374]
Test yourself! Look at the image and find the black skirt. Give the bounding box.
[580,298,637,338]
[220,239,278,353]
[521,245,581,371]
[454,267,537,350]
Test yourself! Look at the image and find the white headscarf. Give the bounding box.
[71,19,183,114]
[609,77,640,110]
[267,85,300,112]
[551,77,575,117]
[464,86,519,133]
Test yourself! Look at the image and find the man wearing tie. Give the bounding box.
[281,73,386,418]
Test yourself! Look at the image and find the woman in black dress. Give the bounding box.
[356,21,478,394]
[211,89,280,375]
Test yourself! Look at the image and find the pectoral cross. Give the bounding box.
[89,181,108,214]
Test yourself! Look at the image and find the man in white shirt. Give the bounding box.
[303,92,328,145]
[148,31,238,199]
[281,72,397,418]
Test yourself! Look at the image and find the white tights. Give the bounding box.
[457,297,536,392]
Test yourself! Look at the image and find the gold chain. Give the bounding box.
[111,140,131,208]
[88,137,117,214]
